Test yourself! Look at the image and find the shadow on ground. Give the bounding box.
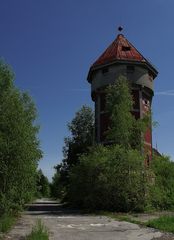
[25,199,81,216]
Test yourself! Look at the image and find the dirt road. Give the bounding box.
[3,199,173,240]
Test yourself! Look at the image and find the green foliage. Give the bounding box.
[36,170,50,197]
[53,76,151,210]
[25,220,49,240]
[148,155,174,210]
[64,76,150,212]
[50,171,64,199]
[53,74,174,213]
[106,76,147,150]
[67,145,146,212]
[106,76,134,148]
[146,216,174,233]
[113,215,141,225]
[64,105,94,167]
[0,214,16,233]
[67,105,94,146]
[0,60,42,215]
[51,105,94,199]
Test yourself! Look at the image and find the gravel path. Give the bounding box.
[2,199,174,240]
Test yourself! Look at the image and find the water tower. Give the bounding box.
[87,29,158,161]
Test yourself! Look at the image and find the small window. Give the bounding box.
[143,99,149,106]
[102,67,109,74]
[147,155,150,167]
[122,46,131,51]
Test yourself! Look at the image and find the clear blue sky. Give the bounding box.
[0,0,174,180]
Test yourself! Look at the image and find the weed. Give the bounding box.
[146,216,174,233]
[0,214,16,233]
[25,220,49,240]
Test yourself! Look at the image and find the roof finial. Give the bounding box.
[118,26,123,32]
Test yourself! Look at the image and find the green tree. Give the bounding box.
[106,76,134,148]
[51,105,94,199]
[64,105,94,167]
[0,61,42,214]
[36,169,50,197]
[106,75,147,150]
[50,171,64,199]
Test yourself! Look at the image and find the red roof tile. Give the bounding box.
[92,34,147,67]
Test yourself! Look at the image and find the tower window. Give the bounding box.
[144,99,148,105]
[122,46,131,51]
[147,155,150,167]
[102,67,109,74]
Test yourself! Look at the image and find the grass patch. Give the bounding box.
[98,211,142,225]
[97,211,174,233]
[25,219,49,240]
[0,214,16,233]
[146,216,174,233]
[115,215,142,225]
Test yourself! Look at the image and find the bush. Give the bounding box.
[25,220,49,240]
[148,155,174,210]
[0,214,16,233]
[67,145,147,212]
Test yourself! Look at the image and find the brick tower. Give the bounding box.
[87,30,158,161]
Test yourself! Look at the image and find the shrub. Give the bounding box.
[149,155,174,210]
[0,214,16,233]
[67,145,146,212]
[25,220,49,240]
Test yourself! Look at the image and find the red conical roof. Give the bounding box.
[87,33,158,82]
[93,34,147,67]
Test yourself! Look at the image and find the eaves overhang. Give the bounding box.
[87,59,158,83]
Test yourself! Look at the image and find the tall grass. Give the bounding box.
[0,214,16,233]
[26,219,49,240]
[146,216,174,233]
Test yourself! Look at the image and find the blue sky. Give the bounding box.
[0,0,174,180]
